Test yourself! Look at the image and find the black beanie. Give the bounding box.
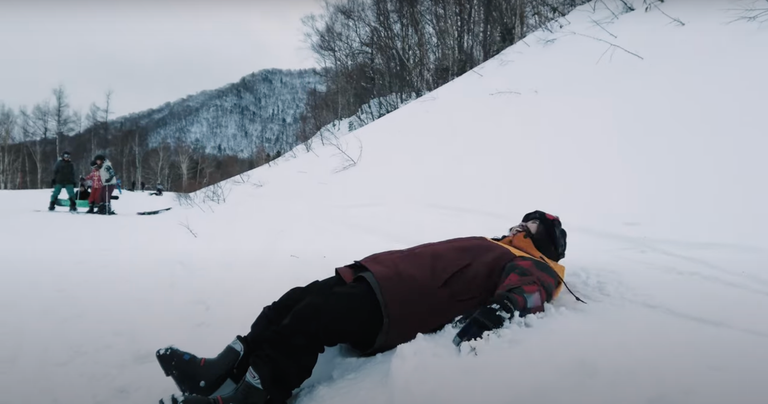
[521,210,567,262]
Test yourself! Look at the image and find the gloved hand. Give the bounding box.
[104,176,114,184]
[452,301,512,346]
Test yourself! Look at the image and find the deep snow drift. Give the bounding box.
[2,1,768,404]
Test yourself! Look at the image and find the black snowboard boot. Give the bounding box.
[86,203,95,214]
[159,367,268,404]
[69,198,77,212]
[97,204,116,215]
[156,336,249,397]
[48,200,55,211]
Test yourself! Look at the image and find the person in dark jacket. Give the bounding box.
[49,151,78,211]
[76,184,91,201]
[157,211,573,404]
[149,184,164,196]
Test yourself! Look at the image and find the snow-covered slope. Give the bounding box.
[2,1,768,404]
[113,68,322,156]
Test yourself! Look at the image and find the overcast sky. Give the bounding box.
[0,0,324,118]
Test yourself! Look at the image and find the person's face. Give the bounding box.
[62,154,70,161]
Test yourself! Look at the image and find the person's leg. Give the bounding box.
[156,276,342,397]
[49,184,63,209]
[247,275,343,347]
[96,186,110,213]
[64,185,76,210]
[63,184,75,199]
[105,185,116,213]
[159,276,383,404]
[248,277,383,402]
[94,186,105,212]
[87,187,95,213]
[50,184,64,201]
[92,187,102,204]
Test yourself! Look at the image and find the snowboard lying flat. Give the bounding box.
[137,207,172,215]
[34,209,85,214]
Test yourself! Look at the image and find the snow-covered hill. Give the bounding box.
[1,1,767,404]
[113,68,322,156]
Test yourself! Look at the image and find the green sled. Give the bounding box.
[55,199,91,208]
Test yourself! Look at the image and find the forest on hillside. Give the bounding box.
[0,70,320,192]
[2,0,646,193]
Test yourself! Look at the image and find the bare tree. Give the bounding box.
[253,144,268,167]
[299,0,594,139]
[51,85,74,157]
[178,218,199,238]
[102,90,113,141]
[148,140,171,187]
[17,107,35,188]
[29,101,52,188]
[728,0,768,24]
[329,135,363,173]
[115,129,133,183]
[134,129,145,187]
[86,103,101,156]
[0,104,16,189]
[71,109,84,136]
[175,140,196,192]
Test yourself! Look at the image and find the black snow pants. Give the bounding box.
[245,273,383,402]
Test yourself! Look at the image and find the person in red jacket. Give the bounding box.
[157,211,574,404]
[81,162,103,214]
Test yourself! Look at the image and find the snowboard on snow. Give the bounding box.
[34,209,85,214]
[34,207,171,215]
[137,207,172,215]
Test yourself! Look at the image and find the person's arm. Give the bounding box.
[104,165,116,183]
[452,258,556,346]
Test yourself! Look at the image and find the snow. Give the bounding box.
[2,1,768,403]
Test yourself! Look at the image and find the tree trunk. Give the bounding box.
[24,147,30,189]
[134,131,141,185]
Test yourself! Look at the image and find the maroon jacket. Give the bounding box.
[337,235,564,354]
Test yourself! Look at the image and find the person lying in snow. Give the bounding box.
[157,211,577,404]
[149,183,164,196]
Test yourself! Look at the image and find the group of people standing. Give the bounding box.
[49,151,166,214]
[49,152,118,214]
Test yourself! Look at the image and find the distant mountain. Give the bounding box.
[113,68,323,157]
